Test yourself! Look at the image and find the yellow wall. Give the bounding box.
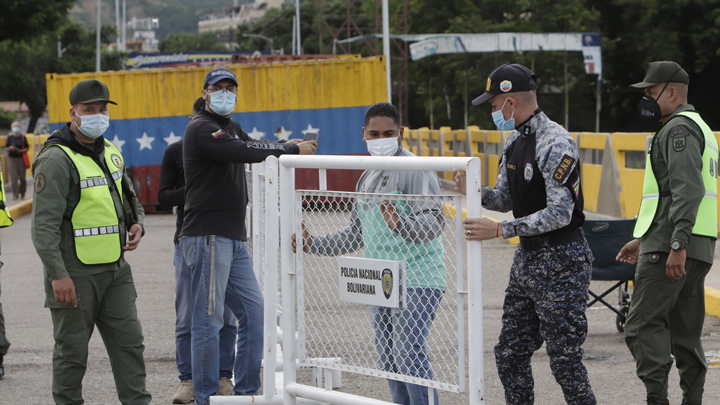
[46,56,386,123]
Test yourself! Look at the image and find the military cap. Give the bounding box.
[69,79,117,105]
[630,61,689,89]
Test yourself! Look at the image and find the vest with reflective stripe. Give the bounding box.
[0,165,14,228]
[57,141,125,264]
[633,111,719,238]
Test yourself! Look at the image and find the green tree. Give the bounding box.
[0,0,75,41]
[158,32,228,52]
[0,21,124,132]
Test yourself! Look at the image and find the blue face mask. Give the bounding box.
[208,89,237,116]
[492,98,516,131]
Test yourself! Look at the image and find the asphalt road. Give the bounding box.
[1,213,719,404]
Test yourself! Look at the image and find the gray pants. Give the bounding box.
[7,156,26,199]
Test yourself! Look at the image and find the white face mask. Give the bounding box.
[11,126,20,134]
[366,136,400,156]
[208,90,237,116]
[74,111,110,139]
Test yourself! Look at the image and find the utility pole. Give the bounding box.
[96,0,101,72]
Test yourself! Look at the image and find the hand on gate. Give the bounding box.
[452,169,466,195]
[52,277,77,307]
[291,222,310,253]
[616,239,640,265]
[297,140,318,155]
[380,200,400,230]
[463,217,501,240]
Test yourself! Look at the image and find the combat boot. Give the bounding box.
[171,379,194,404]
[218,376,234,395]
[646,396,669,405]
[681,399,701,405]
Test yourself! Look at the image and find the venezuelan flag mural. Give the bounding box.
[46,56,388,208]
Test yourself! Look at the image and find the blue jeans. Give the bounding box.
[372,288,442,405]
[174,244,237,382]
[181,236,264,405]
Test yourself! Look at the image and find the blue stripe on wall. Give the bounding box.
[50,106,370,167]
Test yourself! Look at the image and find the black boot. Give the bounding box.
[681,399,701,405]
[647,396,669,405]
[0,355,4,380]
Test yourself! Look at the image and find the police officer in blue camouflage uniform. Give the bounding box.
[454,63,596,404]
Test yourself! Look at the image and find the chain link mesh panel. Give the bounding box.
[296,190,465,392]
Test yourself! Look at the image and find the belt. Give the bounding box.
[519,228,583,252]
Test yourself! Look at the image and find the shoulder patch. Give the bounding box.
[553,154,576,183]
[34,173,46,194]
[670,128,688,152]
[211,129,226,139]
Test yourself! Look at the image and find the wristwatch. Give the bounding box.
[670,238,686,251]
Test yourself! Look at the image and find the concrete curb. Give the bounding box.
[9,198,32,219]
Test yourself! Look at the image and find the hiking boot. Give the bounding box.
[218,376,234,396]
[647,396,669,405]
[171,379,194,404]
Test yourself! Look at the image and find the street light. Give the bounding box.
[243,33,274,54]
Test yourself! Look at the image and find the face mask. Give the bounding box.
[366,136,400,156]
[11,127,20,134]
[492,98,516,131]
[74,111,109,139]
[208,90,237,116]
[637,82,671,124]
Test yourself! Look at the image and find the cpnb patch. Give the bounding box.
[553,154,576,183]
[673,136,686,152]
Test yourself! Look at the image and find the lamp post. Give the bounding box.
[242,33,274,54]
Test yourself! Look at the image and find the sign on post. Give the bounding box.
[338,256,404,308]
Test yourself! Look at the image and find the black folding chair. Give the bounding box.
[582,219,636,332]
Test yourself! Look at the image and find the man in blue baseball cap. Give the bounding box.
[180,67,318,404]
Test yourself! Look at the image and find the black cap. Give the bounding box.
[630,61,689,89]
[472,63,537,106]
[69,79,117,105]
[204,67,238,87]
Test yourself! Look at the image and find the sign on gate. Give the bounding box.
[337,257,404,307]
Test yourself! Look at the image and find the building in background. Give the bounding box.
[199,0,284,47]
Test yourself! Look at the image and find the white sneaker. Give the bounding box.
[218,376,234,396]
[171,379,195,404]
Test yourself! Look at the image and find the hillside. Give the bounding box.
[69,0,254,39]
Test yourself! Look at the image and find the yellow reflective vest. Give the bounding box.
[634,111,719,238]
[0,165,13,228]
[56,141,125,264]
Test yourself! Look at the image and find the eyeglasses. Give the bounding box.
[206,85,238,93]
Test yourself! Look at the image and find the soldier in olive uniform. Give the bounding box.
[617,61,717,405]
[31,80,151,405]
[455,63,596,405]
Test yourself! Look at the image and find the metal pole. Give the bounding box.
[115,0,120,50]
[564,51,569,129]
[466,157,484,405]
[596,76,601,133]
[291,16,296,55]
[122,0,126,52]
[295,0,301,55]
[96,0,101,72]
[279,157,297,405]
[382,0,391,102]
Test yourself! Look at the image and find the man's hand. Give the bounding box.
[616,239,640,265]
[463,217,501,240]
[52,277,77,307]
[666,249,686,281]
[297,140,318,155]
[453,169,466,195]
[291,222,310,253]
[380,200,400,230]
[124,223,143,251]
[286,139,303,145]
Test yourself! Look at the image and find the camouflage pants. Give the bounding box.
[495,239,596,405]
